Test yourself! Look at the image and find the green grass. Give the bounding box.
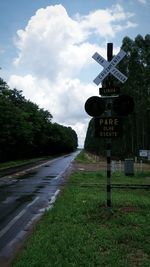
[12,171,150,267]
[75,150,90,163]
[75,150,97,163]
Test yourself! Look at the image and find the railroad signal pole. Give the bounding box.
[85,42,134,210]
[106,43,113,209]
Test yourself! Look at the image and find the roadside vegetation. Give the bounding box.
[0,78,78,163]
[0,157,51,171]
[12,152,150,267]
[75,150,97,163]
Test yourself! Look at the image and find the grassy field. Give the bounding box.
[12,159,150,267]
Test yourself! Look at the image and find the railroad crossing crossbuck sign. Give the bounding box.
[92,50,128,85]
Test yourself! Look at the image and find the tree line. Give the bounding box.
[0,78,78,162]
[84,34,150,159]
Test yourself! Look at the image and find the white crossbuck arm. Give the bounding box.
[92,50,128,85]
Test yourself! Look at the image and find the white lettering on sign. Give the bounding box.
[111,68,127,83]
[97,117,121,138]
[99,118,119,126]
[92,50,128,85]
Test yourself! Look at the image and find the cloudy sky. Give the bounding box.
[0,0,149,147]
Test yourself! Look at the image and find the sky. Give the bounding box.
[0,0,149,147]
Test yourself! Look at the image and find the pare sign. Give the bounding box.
[95,117,122,138]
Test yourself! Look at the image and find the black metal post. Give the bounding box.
[106,43,113,209]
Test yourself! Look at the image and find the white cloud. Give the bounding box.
[9,4,137,146]
[0,49,5,55]
[9,74,94,147]
[77,4,137,38]
[137,0,147,4]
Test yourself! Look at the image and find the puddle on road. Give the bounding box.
[16,194,35,203]
[42,175,57,181]
[36,185,45,189]
[20,171,37,179]
[33,184,47,194]
[45,175,56,179]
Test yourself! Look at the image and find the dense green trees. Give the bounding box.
[0,78,78,162]
[84,34,150,158]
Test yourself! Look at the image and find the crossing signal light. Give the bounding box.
[85,96,105,117]
[113,94,134,116]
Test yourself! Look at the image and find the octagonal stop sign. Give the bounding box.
[85,96,105,117]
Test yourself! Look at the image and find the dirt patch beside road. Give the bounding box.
[72,162,107,172]
[72,160,150,173]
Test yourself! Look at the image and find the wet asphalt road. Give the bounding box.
[0,151,79,261]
